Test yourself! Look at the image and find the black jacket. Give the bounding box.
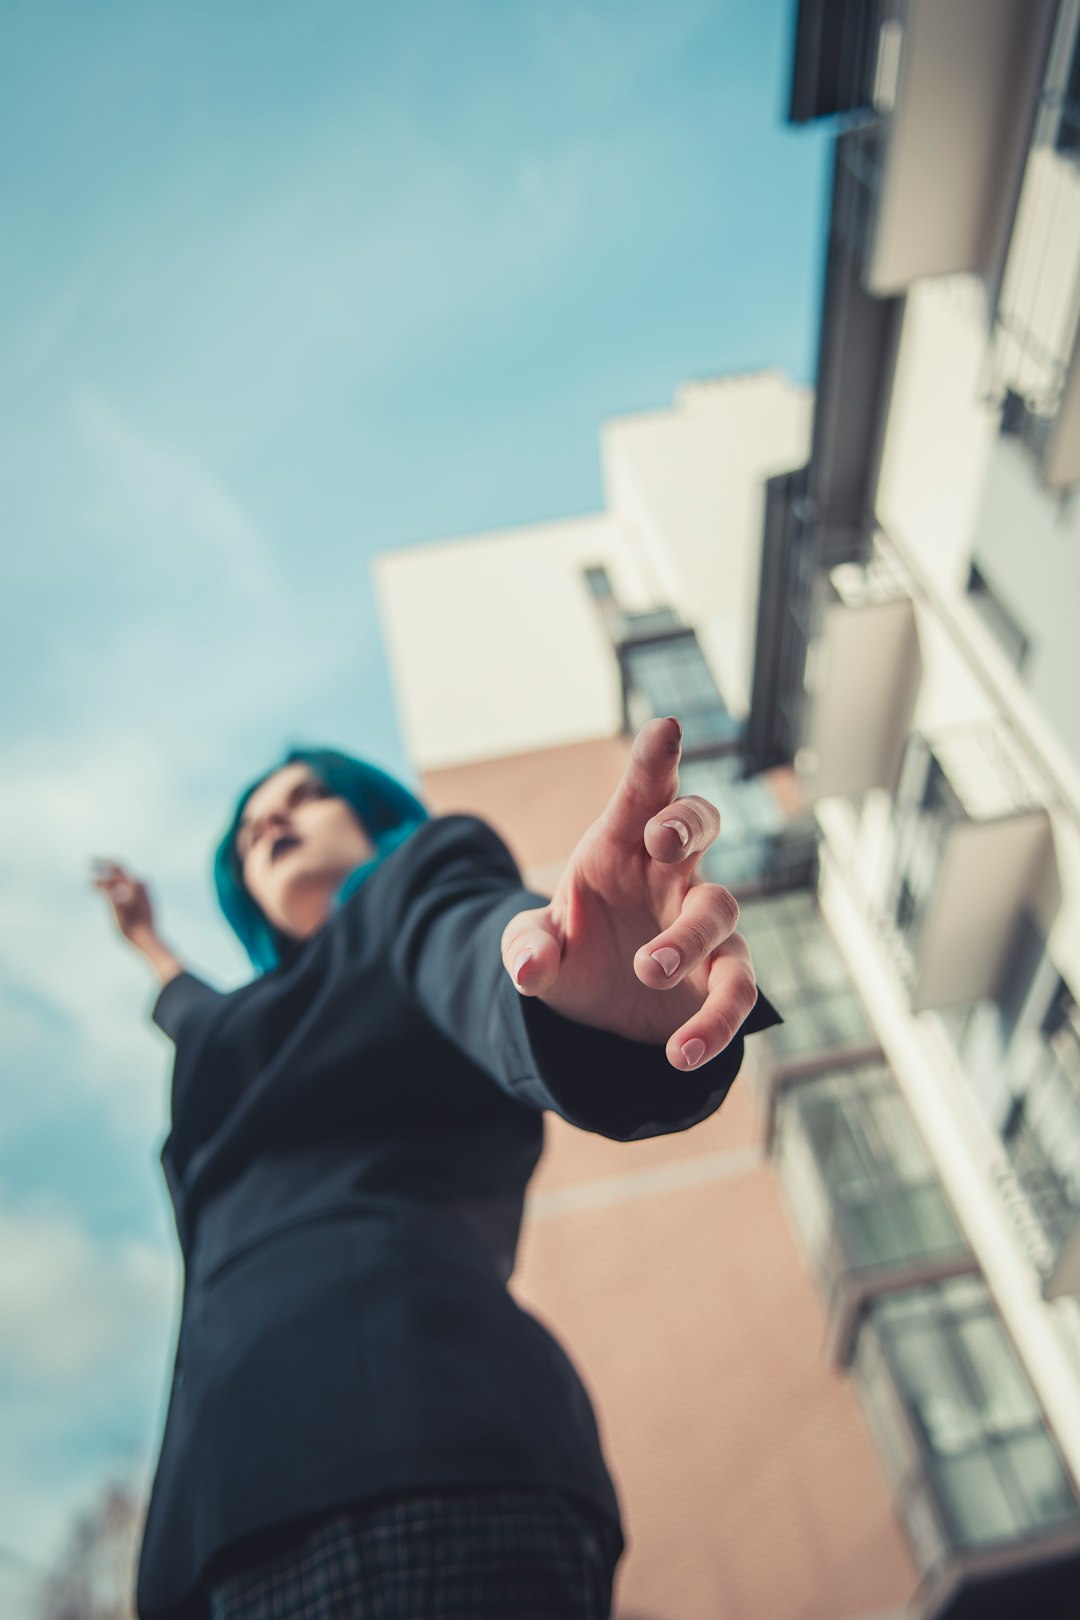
[136,813,780,1618]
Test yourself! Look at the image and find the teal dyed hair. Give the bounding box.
[213,744,431,976]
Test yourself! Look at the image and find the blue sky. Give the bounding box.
[0,0,829,1585]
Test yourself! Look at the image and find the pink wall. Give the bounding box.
[423,737,917,1619]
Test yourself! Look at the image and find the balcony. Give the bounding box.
[852,1276,1080,1619]
[945,970,1080,1300]
[860,0,1054,296]
[735,886,880,1141]
[582,563,742,758]
[792,0,1055,289]
[621,632,741,758]
[990,134,1080,489]
[774,1060,974,1363]
[984,4,1080,489]
[881,725,1055,1013]
[797,542,921,801]
[672,756,819,900]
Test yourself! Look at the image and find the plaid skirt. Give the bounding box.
[204,1488,623,1619]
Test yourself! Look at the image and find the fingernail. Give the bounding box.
[513,950,534,985]
[661,819,689,846]
[681,1038,706,1068]
[664,716,683,741]
[650,947,681,978]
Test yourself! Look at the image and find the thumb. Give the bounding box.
[499,904,563,997]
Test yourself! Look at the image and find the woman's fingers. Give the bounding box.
[89,861,155,943]
[600,717,684,848]
[499,906,563,996]
[634,881,740,990]
[635,885,757,1068]
[643,793,722,865]
[664,935,759,1070]
[90,860,134,904]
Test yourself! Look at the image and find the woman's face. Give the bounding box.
[235,763,375,940]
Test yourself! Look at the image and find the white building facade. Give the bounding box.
[767,3,1080,1614]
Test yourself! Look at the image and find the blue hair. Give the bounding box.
[213,744,431,976]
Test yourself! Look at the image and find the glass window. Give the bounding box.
[965,563,1029,670]
[997,979,1080,1262]
[737,890,874,1062]
[887,742,957,951]
[857,1277,1080,1560]
[623,637,741,753]
[778,1065,968,1278]
[677,759,789,896]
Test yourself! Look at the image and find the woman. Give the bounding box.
[92,716,779,1620]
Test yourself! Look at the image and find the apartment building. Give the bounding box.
[755,2,1080,1615]
[372,5,1080,1615]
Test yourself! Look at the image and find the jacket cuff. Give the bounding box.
[150,971,221,1044]
[507,980,782,1142]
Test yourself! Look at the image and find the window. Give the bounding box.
[777,1065,968,1277]
[1003,980,1080,1256]
[937,913,1049,1131]
[853,1277,1079,1576]
[736,889,873,1061]
[622,635,740,753]
[944,965,1080,1278]
[1054,15,1080,157]
[583,565,614,599]
[966,561,1031,673]
[887,742,961,952]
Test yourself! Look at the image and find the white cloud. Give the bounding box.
[0,1199,175,1386]
[0,1190,177,1567]
[0,396,388,1137]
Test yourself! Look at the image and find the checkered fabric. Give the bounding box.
[205,1489,623,1619]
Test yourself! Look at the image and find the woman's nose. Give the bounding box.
[264,814,295,849]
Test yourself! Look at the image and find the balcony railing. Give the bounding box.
[774,1062,974,1362]
[852,1276,1080,1618]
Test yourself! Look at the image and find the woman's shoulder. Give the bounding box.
[382,813,518,884]
[150,970,232,1045]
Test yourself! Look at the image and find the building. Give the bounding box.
[372,4,1080,1615]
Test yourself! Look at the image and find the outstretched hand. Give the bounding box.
[499,716,758,1072]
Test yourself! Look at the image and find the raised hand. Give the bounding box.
[499,717,758,1072]
[89,859,157,950]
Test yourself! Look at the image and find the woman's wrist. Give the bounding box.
[136,933,186,986]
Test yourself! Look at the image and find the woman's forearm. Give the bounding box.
[137,934,187,987]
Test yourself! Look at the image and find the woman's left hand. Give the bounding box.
[499,716,758,1072]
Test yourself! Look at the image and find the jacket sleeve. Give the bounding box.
[150,970,225,1044]
[388,814,782,1142]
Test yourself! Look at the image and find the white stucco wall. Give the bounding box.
[971,435,1080,767]
[599,371,813,720]
[375,370,810,772]
[875,276,1000,595]
[372,511,659,772]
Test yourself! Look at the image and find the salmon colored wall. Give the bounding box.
[422,737,917,1619]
